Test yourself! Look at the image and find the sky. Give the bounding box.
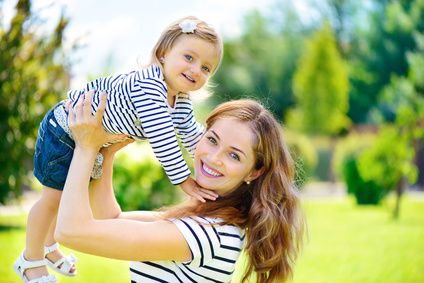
[2,0,280,89]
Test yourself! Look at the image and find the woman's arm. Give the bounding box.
[55,90,191,262]
[88,141,163,222]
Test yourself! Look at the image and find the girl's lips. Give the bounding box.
[183,73,195,83]
[201,161,222,177]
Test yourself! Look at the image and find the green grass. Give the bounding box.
[1,194,423,282]
[0,214,130,283]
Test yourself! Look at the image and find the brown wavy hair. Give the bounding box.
[159,99,307,282]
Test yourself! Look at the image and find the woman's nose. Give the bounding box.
[208,150,222,166]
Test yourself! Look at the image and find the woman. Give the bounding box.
[46,90,305,282]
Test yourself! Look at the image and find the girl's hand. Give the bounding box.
[180,176,218,203]
[100,138,135,157]
[68,90,127,151]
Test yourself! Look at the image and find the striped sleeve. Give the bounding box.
[173,95,205,160]
[129,75,191,186]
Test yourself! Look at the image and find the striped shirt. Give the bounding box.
[130,217,245,283]
[67,64,205,186]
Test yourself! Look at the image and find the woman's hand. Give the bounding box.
[68,90,127,151]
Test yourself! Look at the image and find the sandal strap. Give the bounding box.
[50,253,78,273]
[27,274,57,283]
[17,253,48,272]
[14,250,49,276]
[44,242,60,256]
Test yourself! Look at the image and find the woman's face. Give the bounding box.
[194,118,262,196]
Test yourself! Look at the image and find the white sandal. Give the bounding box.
[13,250,58,283]
[44,243,78,277]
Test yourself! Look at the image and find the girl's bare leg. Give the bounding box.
[45,216,76,273]
[23,186,61,280]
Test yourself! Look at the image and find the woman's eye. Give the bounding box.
[185,55,193,61]
[230,153,240,161]
[202,66,210,72]
[208,137,217,144]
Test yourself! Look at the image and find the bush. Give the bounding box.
[112,143,182,211]
[284,129,318,187]
[333,132,384,204]
[343,157,384,204]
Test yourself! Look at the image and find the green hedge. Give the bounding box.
[112,143,182,211]
[333,132,384,204]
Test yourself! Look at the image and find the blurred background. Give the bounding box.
[1,0,423,282]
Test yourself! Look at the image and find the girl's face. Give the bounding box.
[161,34,220,97]
[194,118,263,196]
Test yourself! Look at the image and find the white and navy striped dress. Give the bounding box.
[130,217,245,283]
[67,64,205,186]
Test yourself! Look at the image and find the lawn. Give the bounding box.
[1,193,423,283]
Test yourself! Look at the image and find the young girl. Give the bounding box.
[14,16,222,283]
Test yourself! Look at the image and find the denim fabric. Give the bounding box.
[33,102,75,191]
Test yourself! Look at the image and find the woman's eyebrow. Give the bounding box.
[211,130,247,158]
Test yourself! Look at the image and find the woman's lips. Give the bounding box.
[201,161,222,177]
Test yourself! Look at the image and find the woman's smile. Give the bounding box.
[201,161,223,177]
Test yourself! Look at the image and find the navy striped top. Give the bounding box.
[67,64,205,186]
[129,217,245,283]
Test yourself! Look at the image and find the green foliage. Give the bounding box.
[284,129,318,187]
[333,132,376,181]
[332,132,384,204]
[358,125,418,192]
[211,6,307,119]
[112,144,180,211]
[287,21,350,136]
[0,0,71,204]
[347,0,424,123]
[343,157,384,205]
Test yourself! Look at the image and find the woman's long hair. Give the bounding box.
[159,99,307,282]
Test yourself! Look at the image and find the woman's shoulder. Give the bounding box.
[173,216,245,239]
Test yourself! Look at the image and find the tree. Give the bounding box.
[358,34,424,218]
[0,0,71,203]
[286,21,350,136]
[211,5,308,120]
[347,0,424,123]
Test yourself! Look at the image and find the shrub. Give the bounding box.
[284,129,318,187]
[112,143,182,211]
[333,132,384,204]
[343,157,384,204]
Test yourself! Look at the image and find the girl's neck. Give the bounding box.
[167,93,176,108]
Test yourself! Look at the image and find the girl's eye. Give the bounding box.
[207,137,217,144]
[185,55,193,61]
[202,66,210,72]
[230,153,240,161]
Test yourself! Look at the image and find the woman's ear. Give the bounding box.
[247,166,265,182]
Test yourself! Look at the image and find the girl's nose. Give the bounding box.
[190,64,200,77]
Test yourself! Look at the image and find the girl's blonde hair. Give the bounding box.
[160,99,307,282]
[150,16,223,75]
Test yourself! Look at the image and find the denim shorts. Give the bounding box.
[33,102,75,191]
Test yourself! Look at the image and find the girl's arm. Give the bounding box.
[55,90,191,262]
